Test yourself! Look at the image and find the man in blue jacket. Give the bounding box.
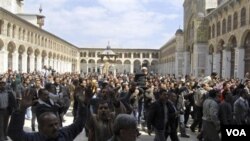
[8,88,88,141]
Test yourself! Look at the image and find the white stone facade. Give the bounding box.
[0,0,23,14]
[0,8,78,74]
[79,48,159,74]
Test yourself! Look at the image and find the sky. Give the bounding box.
[24,0,184,49]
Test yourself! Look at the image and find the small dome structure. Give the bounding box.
[175,28,183,35]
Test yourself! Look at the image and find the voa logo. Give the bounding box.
[226,129,246,136]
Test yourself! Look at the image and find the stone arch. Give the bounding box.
[48,52,52,67]
[116,60,123,73]
[124,60,131,73]
[142,60,150,68]
[97,59,102,73]
[60,55,64,60]
[53,53,56,59]
[7,41,16,52]
[34,49,40,71]
[7,41,16,70]
[27,47,33,55]
[151,60,158,73]
[41,50,47,67]
[209,44,214,55]
[26,47,33,72]
[80,59,87,74]
[34,49,40,56]
[17,45,25,72]
[0,38,4,51]
[88,59,95,73]
[18,45,25,54]
[134,60,141,73]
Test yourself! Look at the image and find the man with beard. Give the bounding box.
[8,87,88,141]
[87,99,126,141]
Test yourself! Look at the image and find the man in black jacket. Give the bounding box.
[147,89,168,141]
[0,77,16,141]
[8,88,88,141]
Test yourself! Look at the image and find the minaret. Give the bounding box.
[37,4,45,28]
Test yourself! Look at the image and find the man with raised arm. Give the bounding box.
[8,88,88,141]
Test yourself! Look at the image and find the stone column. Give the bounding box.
[130,62,134,73]
[222,49,231,79]
[95,63,98,73]
[193,43,207,77]
[76,59,80,73]
[12,51,19,72]
[37,55,42,72]
[44,56,49,68]
[69,61,73,72]
[22,53,27,73]
[235,47,245,79]
[213,52,222,76]
[29,54,35,72]
[52,59,56,71]
[0,49,8,73]
[183,51,190,76]
[206,54,212,76]
[58,60,61,72]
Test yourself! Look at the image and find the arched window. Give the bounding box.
[22,29,25,40]
[7,23,11,37]
[227,15,232,32]
[217,21,221,36]
[128,53,131,58]
[31,32,33,43]
[0,20,3,34]
[241,7,246,27]
[27,31,30,42]
[233,12,238,30]
[222,19,226,34]
[18,28,21,39]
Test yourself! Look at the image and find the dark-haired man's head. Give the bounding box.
[113,114,137,141]
[208,89,220,101]
[168,91,177,103]
[159,89,168,103]
[97,100,110,120]
[38,112,60,139]
[239,89,249,99]
[38,88,50,102]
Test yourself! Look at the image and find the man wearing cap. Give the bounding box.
[0,77,16,141]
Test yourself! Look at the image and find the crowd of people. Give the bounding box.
[0,66,250,141]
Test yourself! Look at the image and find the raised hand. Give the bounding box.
[20,89,33,109]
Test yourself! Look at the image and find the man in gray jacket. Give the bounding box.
[234,89,250,125]
[202,89,220,141]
